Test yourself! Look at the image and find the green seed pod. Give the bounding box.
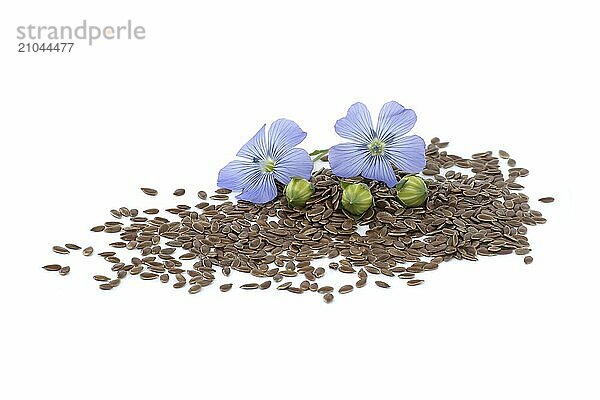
[341,182,373,215]
[284,177,315,207]
[396,175,428,207]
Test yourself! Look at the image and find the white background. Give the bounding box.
[1,1,598,399]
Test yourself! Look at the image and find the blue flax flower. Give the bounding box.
[217,119,313,204]
[329,101,426,187]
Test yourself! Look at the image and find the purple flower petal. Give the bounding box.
[386,135,426,173]
[273,148,313,185]
[361,156,398,187]
[376,101,417,143]
[328,142,371,178]
[217,160,261,191]
[236,124,268,161]
[237,173,277,204]
[334,102,375,144]
[268,119,307,159]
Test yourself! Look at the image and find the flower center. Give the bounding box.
[368,139,385,156]
[260,158,276,173]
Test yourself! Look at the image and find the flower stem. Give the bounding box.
[309,148,329,163]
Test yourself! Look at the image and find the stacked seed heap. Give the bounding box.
[44,138,553,303]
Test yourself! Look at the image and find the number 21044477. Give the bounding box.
[18,42,74,53]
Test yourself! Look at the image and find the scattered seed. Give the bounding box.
[59,266,70,276]
[173,188,185,196]
[524,256,533,264]
[323,293,334,303]
[375,280,390,288]
[141,187,158,196]
[339,265,356,274]
[407,280,424,286]
[277,282,292,290]
[43,264,61,272]
[93,275,110,282]
[339,285,353,294]
[52,246,69,254]
[65,244,81,250]
[220,283,233,292]
[538,197,554,203]
[104,225,121,233]
[129,265,143,275]
[110,209,122,219]
[240,283,259,290]
[259,281,272,290]
[140,272,158,280]
[83,246,94,256]
[188,285,202,294]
